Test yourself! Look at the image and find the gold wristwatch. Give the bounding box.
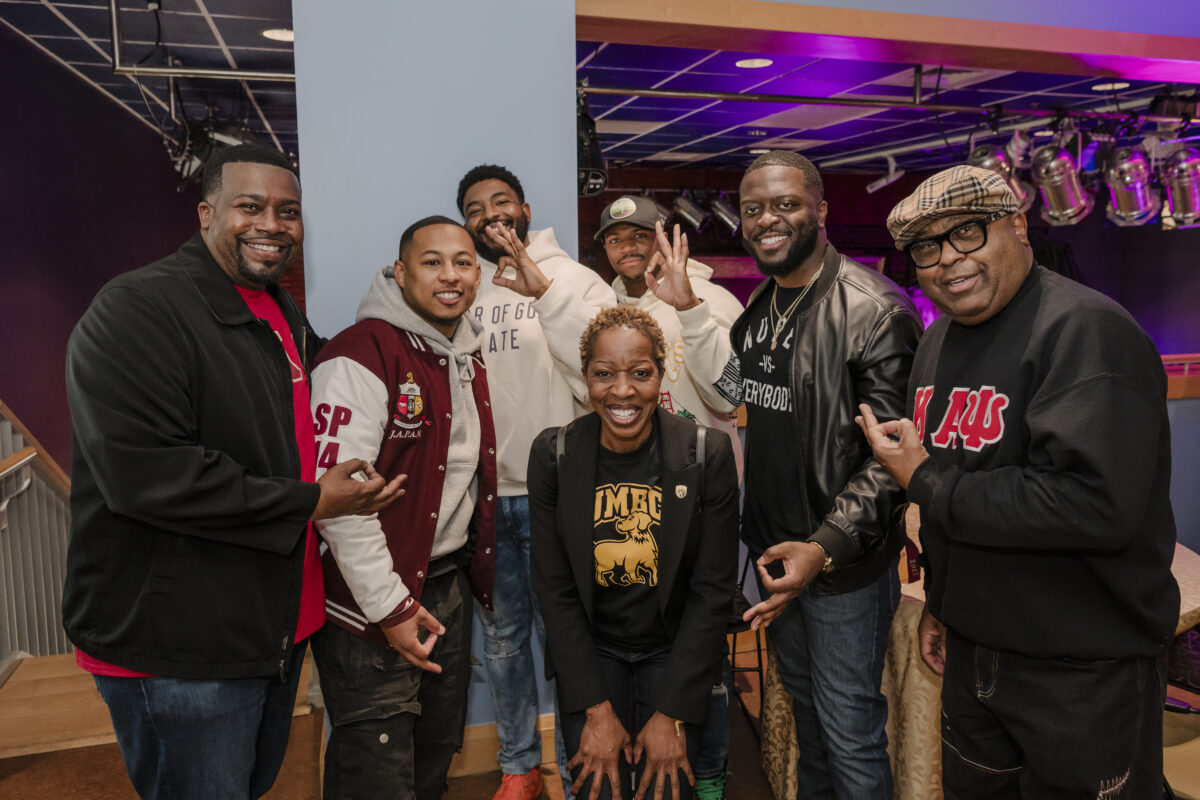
[809,540,835,574]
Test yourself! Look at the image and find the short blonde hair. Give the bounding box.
[579,306,667,375]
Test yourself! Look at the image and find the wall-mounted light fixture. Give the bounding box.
[641,192,672,226]
[673,193,711,231]
[1103,147,1161,226]
[1031,144,1093,226]
[710,193,741,234]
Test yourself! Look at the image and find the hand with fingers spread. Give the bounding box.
[311,459,406,520]
[743,541,825,630]
[644,222,701,312]
[380,603,445,673]
[485,224,552,300]
[918,606,947,676]
[854,403,928,490]
[632,712,693,800]
[569,701,633,800]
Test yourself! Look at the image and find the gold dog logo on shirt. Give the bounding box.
[593,483,661,587]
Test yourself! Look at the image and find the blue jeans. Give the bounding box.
[560,643,700,800]
[478,495,572,789]
[941,631,1166,799]
[762,562,899,800]
[94,641,307,800]
[693,655,733,779]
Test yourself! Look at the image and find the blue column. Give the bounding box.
[293,0,577,728]
[293,0,578,335]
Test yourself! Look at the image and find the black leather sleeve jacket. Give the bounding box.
[726,244,923,594]
[62,232,324,680]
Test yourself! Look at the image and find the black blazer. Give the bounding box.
[529,408,739,724]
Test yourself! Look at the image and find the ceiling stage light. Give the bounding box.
[1163,147,1200,228]
[865,156,905,194]
[735,58,774,69]
[1031,144,1094,226]
[967,144,1035,213]
[262,29,294,42]
[1103,147,1161,226]
[577,85,607,197]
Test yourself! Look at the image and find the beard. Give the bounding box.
[470,212,531,264]
[744,217,820,278]
[235,243,292,287]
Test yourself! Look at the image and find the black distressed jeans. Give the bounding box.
[941,630,1166,799]
[312,561,474,800]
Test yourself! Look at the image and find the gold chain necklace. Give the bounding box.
[769,266,822,350]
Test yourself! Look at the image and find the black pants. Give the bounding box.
[312,563,474,800]
[941,630,1166,799]
[560,643,700,800]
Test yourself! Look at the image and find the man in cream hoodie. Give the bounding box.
[309,216,498,800]
[457,164,615,800]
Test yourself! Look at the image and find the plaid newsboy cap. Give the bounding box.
[887,165,1018,249]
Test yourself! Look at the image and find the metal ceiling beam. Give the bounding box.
[817,96,1156,169]
[107,0,296,82]
[582,85,1185,126]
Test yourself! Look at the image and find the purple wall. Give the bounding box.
[1028,210,1200,356]
[0,25,199,469]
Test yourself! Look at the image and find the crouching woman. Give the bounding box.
[530,306,739,800]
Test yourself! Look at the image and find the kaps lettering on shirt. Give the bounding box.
[914,385,1010,452]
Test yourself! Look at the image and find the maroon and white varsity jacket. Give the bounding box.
[310,271,496,650]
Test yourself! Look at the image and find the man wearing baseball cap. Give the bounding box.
[857,164,1179,797]
[597,195,745,798]
[597,195,744,473]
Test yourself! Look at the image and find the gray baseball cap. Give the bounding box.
[596,195,664,241]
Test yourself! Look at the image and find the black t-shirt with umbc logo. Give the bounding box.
[591,425,670,650]
[739,282,819,555]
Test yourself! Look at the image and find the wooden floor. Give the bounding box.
[0,643,772,799]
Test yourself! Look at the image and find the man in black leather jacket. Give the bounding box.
[713,151,921,799]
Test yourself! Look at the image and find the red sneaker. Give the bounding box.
[491,768,543,800]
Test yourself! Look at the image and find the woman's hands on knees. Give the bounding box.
[570,700,633,800]
[633,711,693,800]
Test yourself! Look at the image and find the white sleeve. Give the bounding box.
[311,356,411,623]
[677,282,743,414]
[533,264,616,403]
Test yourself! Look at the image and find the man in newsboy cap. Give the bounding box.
[856,164,1179,797]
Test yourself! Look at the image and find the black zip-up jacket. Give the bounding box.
[63,232,322,680]
[726,244,923,594]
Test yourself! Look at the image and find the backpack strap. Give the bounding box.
[695,424,706,507]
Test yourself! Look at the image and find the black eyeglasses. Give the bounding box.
[905,213,1010,269]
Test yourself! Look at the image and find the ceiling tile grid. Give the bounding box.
[1,4,1194,177]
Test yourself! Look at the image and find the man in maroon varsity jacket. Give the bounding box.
[309,215,497,800]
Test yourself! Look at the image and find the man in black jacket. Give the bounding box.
[859,165,1178,798]
[711,151,921,799]
[63,144,403,800]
